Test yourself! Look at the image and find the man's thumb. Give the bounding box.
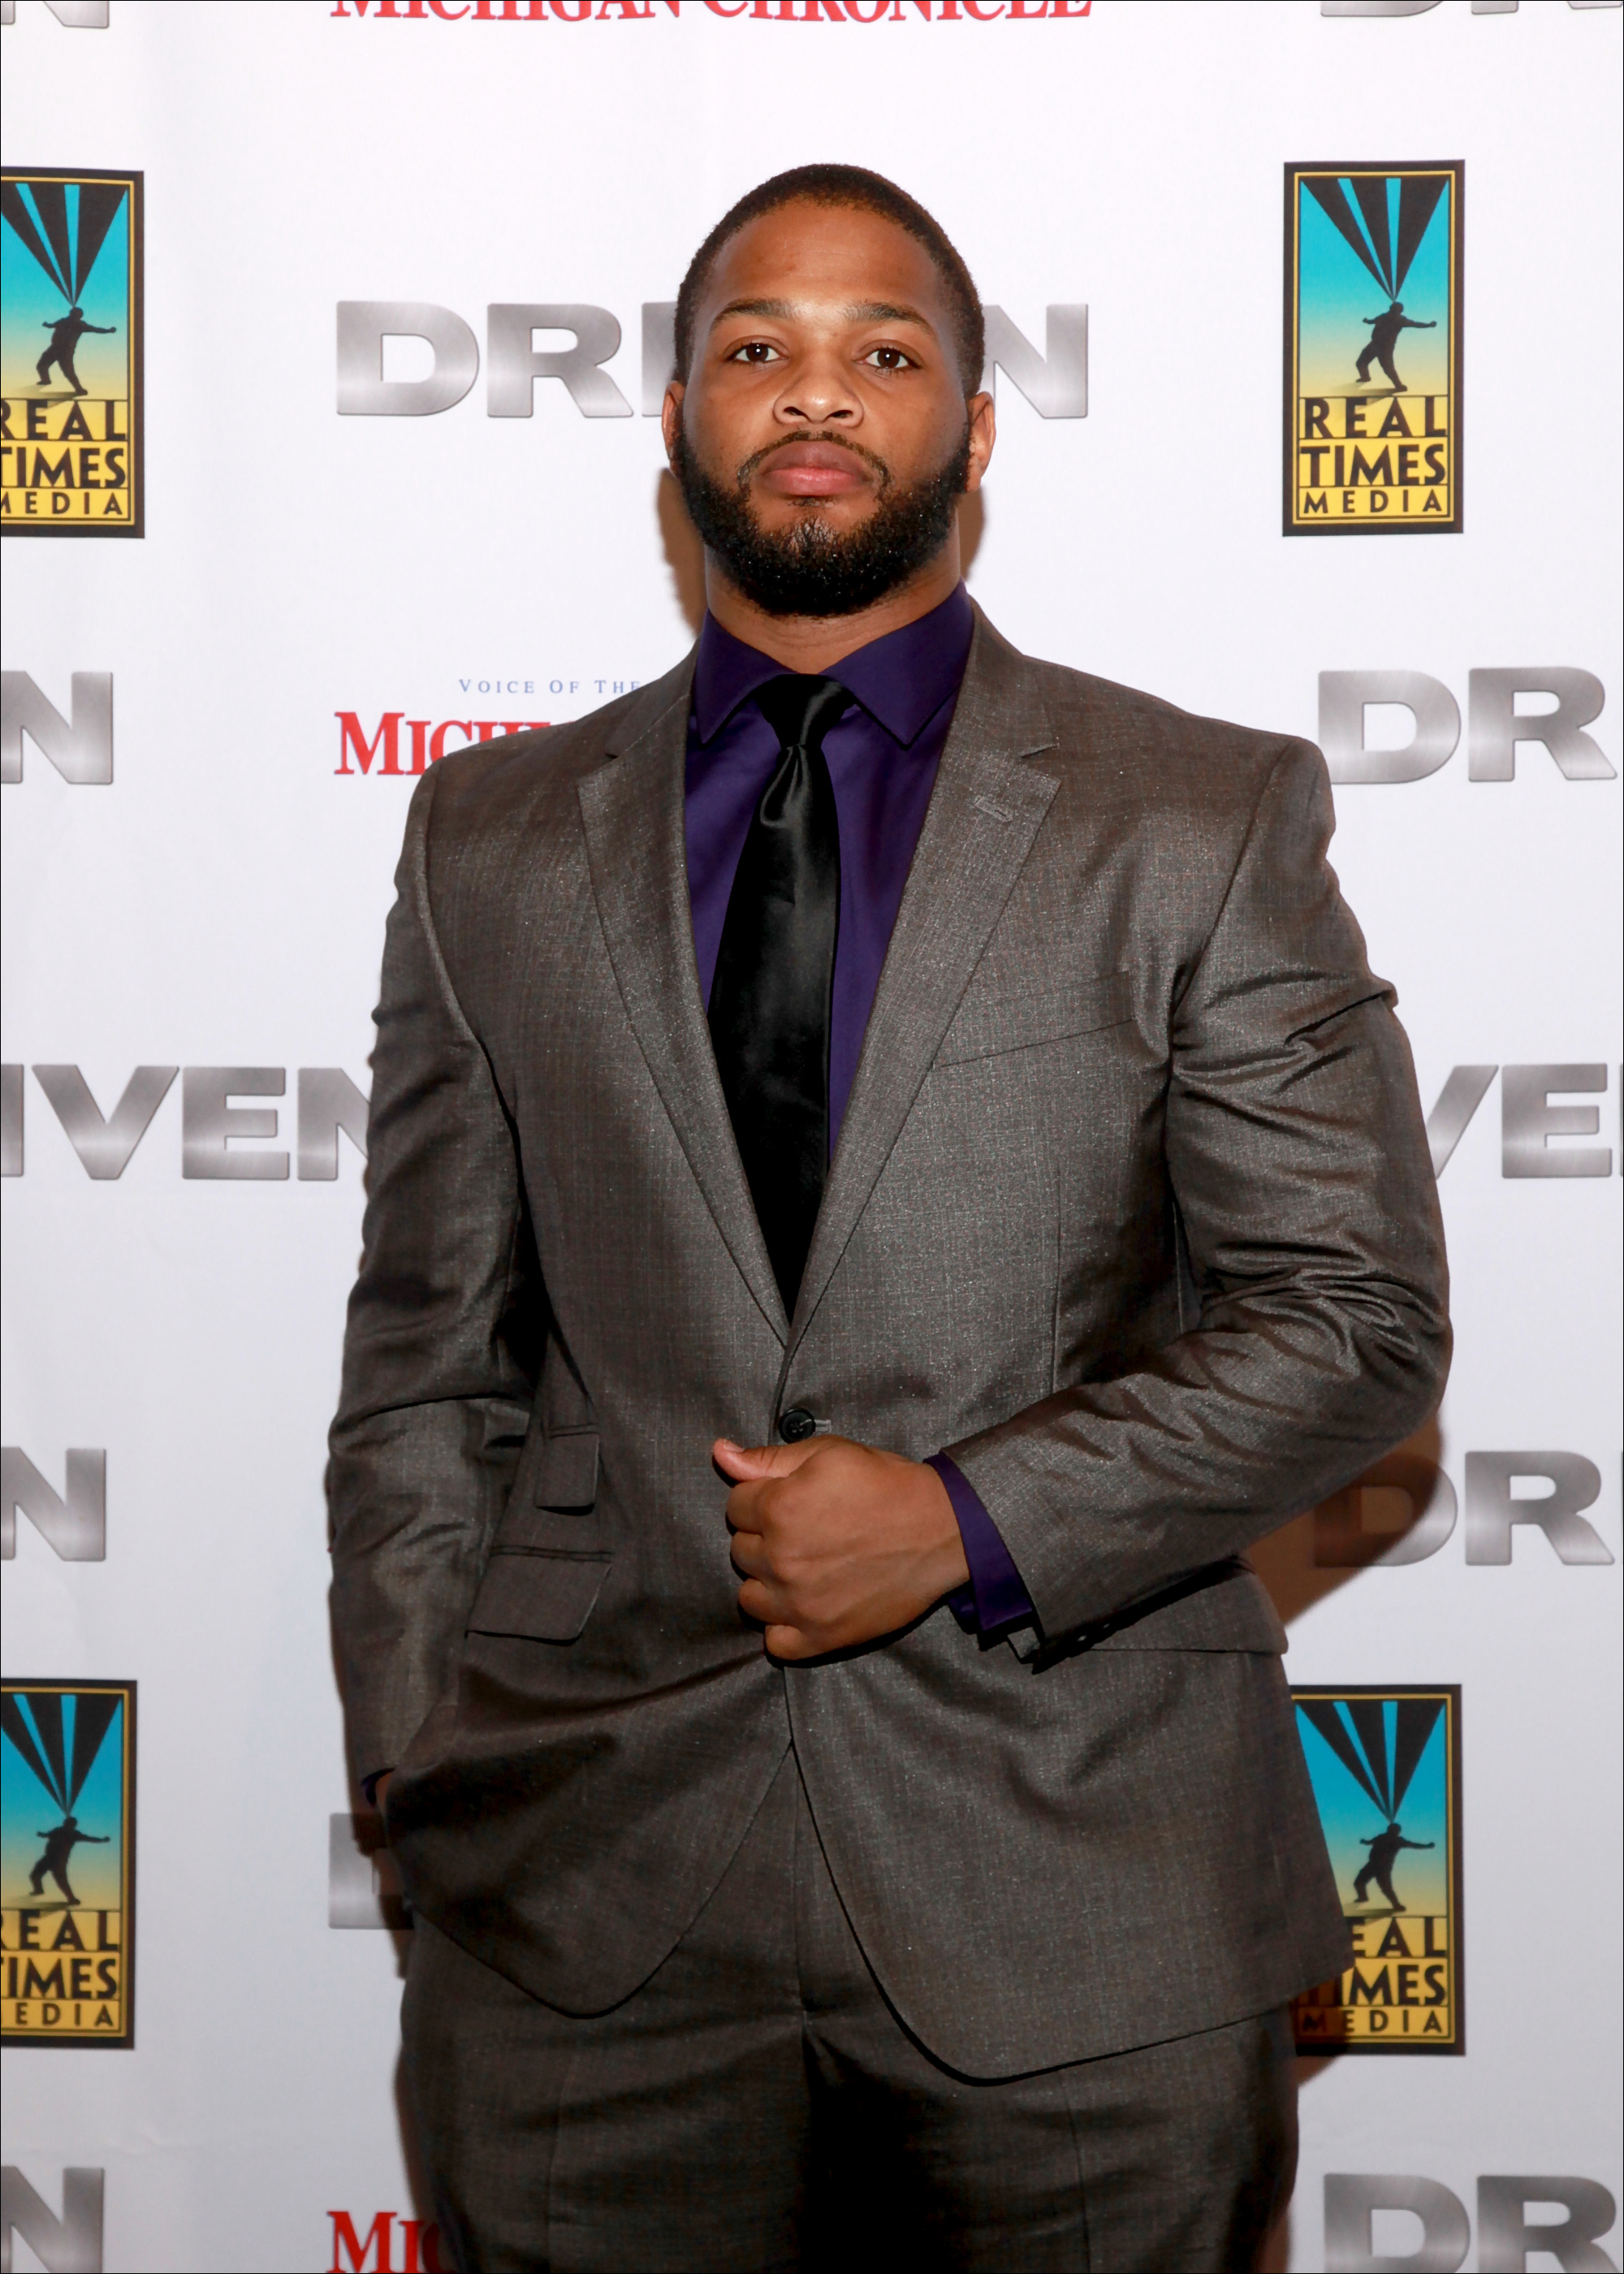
[713,1438,806,1481]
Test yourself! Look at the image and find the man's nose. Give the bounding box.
[774,349,861,427]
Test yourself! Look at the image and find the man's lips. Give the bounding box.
[754,440,876,499]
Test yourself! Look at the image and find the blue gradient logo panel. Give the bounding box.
[1291,1685,1462,2054]
[2,1681,136,2047]
[1,169,143,537]
[1284,163,1462,536]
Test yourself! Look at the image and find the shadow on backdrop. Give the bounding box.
[1251,1413,1448,2272]
[1250,1416,1446,1628]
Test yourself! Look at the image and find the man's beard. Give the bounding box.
[670,423,970,619]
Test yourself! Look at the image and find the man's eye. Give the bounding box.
[728,341,781,365]
[863,347,914,372]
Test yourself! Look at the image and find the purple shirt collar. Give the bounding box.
[690,581,974,748]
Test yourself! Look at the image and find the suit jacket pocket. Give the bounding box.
[465,1547,612,1643]
[533,1428,599,1511]
[934,971,1133,1066]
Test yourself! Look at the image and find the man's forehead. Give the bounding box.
[713,295,933,330]
[703,205,948,326]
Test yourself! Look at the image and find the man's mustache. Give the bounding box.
[735,430,892,494]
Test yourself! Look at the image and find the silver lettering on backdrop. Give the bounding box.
[337,302,1090,420]
[0,1,110,24]
[12,1064,1619,1182]
[1,1448,106,1562]
[0,2167,105,2274]
[336,302,479,418]
[296,1069,369,1182]
[980,306,1089,418]
[1314,1451,1615,1567]
[2,1069,371,1178]
[1475,2178,1622,2270]
[179,1068,287,1181]
[1320,671,1460,785]
[1323,2174,1471,2273]
[329,1814,411,1931]
[1501,1064,1612,1178]
[1424,1064,1617,1179]
[1,672,113,786]
[1463,1453,1614,1566]
[1322,2173,1622,2274]
[32,1065,177,1180]
[1,1066,20,1177]
[1324,2,1622,14]
[1424,1066,1497,1176]
[1467,668,1616,780]
[641,300,676,417]
[1312,1455,1458,1567]
[1318,668,1614,783]
[486,305,634,419]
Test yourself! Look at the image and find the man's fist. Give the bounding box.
[714,1434,969,1661]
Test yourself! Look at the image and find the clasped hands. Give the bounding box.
[714,1434,969,1661]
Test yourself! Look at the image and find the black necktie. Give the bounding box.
[708,673,849,1314]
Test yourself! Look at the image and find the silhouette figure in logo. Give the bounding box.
[1352,1820,1434,1911]
[27,1814,110,1905]
[1354,302,1436,391]
[35,306,116,396]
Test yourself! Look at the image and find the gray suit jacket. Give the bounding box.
[329,608,1449,2077]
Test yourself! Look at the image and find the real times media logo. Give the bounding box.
[1284,162,1462,536]
[1,1682,136,2047]
[1291,1686,1462,2055]
[0,170,143,536]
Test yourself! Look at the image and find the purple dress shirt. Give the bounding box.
[685,585,1035,1638]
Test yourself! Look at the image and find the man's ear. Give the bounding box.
[963,391,996,494]
[661,380,685,469]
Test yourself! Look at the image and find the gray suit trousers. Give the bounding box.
[401,1751,1296,2274]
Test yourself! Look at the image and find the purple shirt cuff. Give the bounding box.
[925,1454,1036,1635]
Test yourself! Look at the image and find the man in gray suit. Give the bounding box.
[330,166,1449,2273]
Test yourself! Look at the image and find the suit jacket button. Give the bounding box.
[779,1407,817,1444]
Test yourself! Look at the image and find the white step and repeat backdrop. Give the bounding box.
[2,3,1619,2269]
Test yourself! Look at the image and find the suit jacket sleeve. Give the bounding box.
[943,739,1451,1641]
[328,764,542,1786]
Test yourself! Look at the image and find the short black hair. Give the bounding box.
[673,164,984,399]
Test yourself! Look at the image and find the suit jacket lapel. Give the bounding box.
[577,658,788,1343]
[788,613,1060,1351]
